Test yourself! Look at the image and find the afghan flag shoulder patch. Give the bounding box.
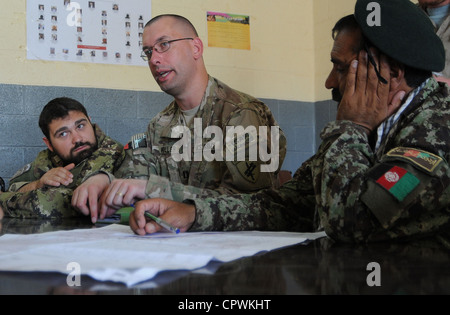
[368,164,420,202]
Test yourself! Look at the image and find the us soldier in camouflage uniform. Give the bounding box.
[72,15,286,223]
[115,75,286,198]
[129,0,450,245]
[0,97,124,220]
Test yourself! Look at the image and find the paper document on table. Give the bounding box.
[0,224,326,286]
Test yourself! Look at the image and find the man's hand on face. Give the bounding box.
[337,49,406,133]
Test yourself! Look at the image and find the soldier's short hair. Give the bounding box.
[144,14,199,37]
[39,97,89,139]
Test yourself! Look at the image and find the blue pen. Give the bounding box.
[130,204,180,234]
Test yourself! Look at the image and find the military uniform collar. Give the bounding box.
[160,76,216,138]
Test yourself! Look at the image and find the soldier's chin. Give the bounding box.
[65,148,94,166]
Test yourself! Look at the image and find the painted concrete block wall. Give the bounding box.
[0,84,327,186]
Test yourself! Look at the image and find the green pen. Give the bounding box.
[144,212,180,234]
[130,204,180,234]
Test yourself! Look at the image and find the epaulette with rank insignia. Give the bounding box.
[124,133,147,150]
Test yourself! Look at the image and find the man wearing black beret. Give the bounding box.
[128,0,450,245]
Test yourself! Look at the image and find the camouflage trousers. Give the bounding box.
[0,187,80,219]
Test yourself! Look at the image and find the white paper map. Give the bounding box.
[0,224,326,286]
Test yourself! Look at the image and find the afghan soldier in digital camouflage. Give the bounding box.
[0,109,124,220]
[115,75,287,201]
[192,78,450,242]
[187,0,450,243]
[129,0,450,245]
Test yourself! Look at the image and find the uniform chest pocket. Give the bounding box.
[116,147,154,178]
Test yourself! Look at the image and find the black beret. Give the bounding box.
[354,0,445,72]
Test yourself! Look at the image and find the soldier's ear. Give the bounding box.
[192,37,203,60]
[43,137,54,152]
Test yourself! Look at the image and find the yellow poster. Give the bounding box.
[207,12,250,50]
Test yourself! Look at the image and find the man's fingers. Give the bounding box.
[130,199,165,235]
[356,50,369,94]
[88,189,99,224]
[366,51,380,94]
[344,59,359,98]
[71,188,89,216]
[64,163,76,171]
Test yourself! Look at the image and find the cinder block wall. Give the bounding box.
[0,83,337,187]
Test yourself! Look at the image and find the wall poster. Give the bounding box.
[27,0,151,66]
[207,12,250,50]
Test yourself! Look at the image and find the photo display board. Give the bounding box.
[27,0,151,66]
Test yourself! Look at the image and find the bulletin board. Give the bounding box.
[26,0,151,66]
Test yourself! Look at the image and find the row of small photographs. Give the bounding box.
[37,14,145,26]
[59,1,122,11]
[37,23,144,32]
[38,23,144,32]
[100,21,145,28]
[38,33,144,47]
[38,4,57,12]
[50,48,133,60]
[38,2,145,21]
[40,2,119,12]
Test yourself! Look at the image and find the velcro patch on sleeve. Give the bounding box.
[385,147,443,173]
[368,164,420,202]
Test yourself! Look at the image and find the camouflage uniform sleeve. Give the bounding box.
[310,120,450,243]
[190,158,316,232]
[79,133,125,184]
[0,188,79,219]
[7,151,53,192]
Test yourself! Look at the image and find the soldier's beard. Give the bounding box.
[332,88,342,103]
[58,141,98,166]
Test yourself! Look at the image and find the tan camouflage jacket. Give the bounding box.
[115,76,287,201]
[192,78,450,245]
[0,125,124,219]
